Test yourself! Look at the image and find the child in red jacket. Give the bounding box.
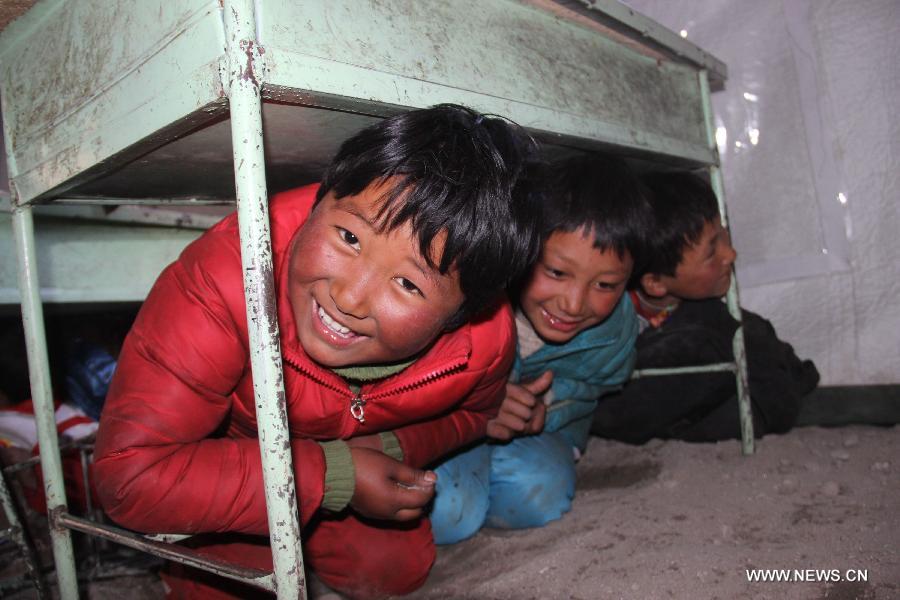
[93,104,542,599]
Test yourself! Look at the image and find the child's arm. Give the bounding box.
[93,231,331,534]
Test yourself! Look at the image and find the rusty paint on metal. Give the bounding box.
[240,39,260,87]
[56,512,275,590]
[224,0,305,597]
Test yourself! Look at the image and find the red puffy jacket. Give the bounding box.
[93,184,514,535]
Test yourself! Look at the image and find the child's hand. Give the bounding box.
[348,447,436,521]
[486,370,553,441]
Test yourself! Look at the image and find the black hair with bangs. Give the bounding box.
[316,104,543,329]
[539,153,654,280]
[641,171,720,277]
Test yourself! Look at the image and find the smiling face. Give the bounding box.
[520,227,633,345]
[651,219,737,303]
[287,181,465,368]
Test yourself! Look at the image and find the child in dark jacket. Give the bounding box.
[592,171,819,444]
[430,154,653,543]
[93,104,543,599]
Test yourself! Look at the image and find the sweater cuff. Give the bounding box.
[379,431,404,461]
[319,440,355,512]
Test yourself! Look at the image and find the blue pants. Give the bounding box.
[430,431,576,545]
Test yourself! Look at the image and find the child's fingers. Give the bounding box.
[526,402,547,434]
[349,449,435,521]
[392,485,434,508]
[393,467,436,494]
[502,397,537,420]
[505,382,538,407]
[486,421,515,440]
[393,507,425,521]
[392,472,436,519]
[495,410,529,433]
[521,370,553,396]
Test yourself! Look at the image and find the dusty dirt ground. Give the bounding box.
[417,425,899,600]
[6,424,898,600]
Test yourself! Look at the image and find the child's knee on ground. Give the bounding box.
[431,443,493,544]
[485,432,576,529]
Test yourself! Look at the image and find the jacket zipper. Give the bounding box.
[283,353,467,426]
[362,360,467,403]
[349,395,366,423]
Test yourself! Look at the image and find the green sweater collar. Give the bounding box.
[331,358,416,385]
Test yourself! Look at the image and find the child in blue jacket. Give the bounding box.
[430,154,654,543]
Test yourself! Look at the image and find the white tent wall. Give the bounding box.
[624,0,900,385]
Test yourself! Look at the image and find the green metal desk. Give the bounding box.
[0,1,747,598]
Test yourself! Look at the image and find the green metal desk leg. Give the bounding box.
[223,1,306,598]
[11,205,81,597]
[699,70,754,455]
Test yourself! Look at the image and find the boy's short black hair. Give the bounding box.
[641,171,720,277]
[539,153,654,277]
[317,103,542,329]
